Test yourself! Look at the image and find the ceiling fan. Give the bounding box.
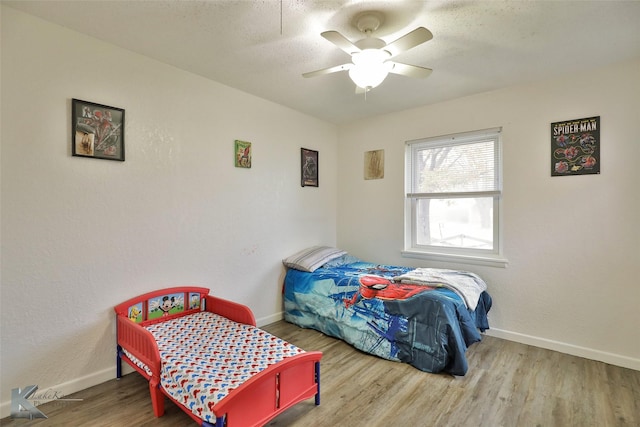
[303,11,433,92]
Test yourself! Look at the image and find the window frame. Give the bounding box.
[403,128,508,268]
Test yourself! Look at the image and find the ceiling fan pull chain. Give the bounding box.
[280,0,283,35]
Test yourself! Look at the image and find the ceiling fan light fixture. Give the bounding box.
[348,49,391,89]
[304,12,433,93]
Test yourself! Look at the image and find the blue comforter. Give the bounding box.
[283,257,492,376]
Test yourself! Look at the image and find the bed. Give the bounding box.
[282,247,492,376]
[114,286,322,426]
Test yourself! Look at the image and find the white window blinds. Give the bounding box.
[407,128,502,198]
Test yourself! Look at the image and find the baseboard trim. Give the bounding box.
[256,311,283,328]
[485,327,640,371]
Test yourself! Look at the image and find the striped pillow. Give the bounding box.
[283,246,347,272]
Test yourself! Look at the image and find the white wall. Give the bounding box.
[2,3,639,420]
[337,58,640,370]
[0,6,337,416]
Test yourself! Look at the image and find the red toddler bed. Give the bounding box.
[114,286,322,426]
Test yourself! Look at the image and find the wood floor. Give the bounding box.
[2,320,638,427]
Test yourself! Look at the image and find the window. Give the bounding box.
[404,128,507,267]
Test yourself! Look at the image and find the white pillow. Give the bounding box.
[283,246,347,272]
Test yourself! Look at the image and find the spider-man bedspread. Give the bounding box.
[283,255,492,376]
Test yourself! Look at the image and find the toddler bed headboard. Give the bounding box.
[114,286,256,327]
[114,286,210,326]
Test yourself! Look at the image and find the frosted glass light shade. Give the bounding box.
[348,49,392,89]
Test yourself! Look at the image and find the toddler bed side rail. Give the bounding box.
[203,294,256,326]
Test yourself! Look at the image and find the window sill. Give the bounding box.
[401,250,509,268]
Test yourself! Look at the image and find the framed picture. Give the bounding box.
[72,98,125,161]
[234,140,252,168]
[301,148,318,187]
[364,149,384,180]
[551,116,599,176]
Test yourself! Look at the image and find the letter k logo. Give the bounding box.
[11,385,47,419]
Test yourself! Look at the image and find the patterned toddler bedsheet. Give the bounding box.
[122,348,153,376]
[138,311,304,423]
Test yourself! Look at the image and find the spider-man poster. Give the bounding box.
[551,116,600,176]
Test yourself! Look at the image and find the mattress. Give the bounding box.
[123,311,304,423]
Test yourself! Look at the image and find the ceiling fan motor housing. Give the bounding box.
[355,37,387,50]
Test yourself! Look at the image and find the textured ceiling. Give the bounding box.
[4,0,640,124]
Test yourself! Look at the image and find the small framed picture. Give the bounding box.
[301,148,318,187]
[72,98,125,161]
[364,149,384,180]
[234,140,252,168]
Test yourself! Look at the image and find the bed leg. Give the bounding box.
[116,345,122,379]
[149,380,165,417]
[314,361,321,406]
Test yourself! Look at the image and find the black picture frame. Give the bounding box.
[301,148,318,187]
[72,98,125,161]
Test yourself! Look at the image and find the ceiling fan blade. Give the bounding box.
[321,31,361,55]
[384,27,433,57]
[302,63,352,78]
[388,62,433,78]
